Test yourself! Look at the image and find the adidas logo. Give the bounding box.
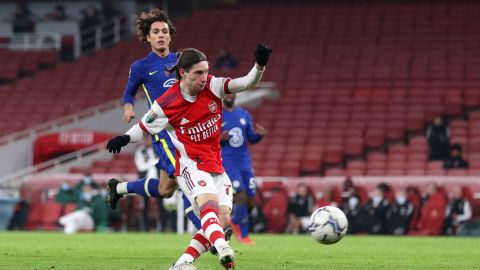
[180,118,190,125]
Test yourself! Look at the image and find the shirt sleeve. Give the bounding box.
[209,75,231,100]
[445,203,452,217]
[425,125,432,139]
[209,64,265,99]
[227,64,264,93]
[455,200,472,223]
[406,203,414,216]
[125,100,168,142]
[122,61,144,105]
[245,110,263,144]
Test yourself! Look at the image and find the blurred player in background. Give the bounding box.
[220,94,265,244]
[106,44,272,270]
[106,8,201,230]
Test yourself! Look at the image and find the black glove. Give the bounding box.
[106,135,130,154]
[255,44,272,66]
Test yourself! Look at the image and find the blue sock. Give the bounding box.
[183,194,201,230]
[233,204,249,238]
[126,178,160,197]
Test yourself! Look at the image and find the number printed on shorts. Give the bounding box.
[249,177,256,190]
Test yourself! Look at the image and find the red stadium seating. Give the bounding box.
[262,190,288,233]
[25,202,43,230]
[40,200,63,231]
[64,203,78,215]
[0,1,477,179]
[9,2,480,236]
[0,49,56,83]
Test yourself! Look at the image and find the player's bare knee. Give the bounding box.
[198,199,219,215]
[196,194,218,207]
[159,187,175,198]
[219,205,231,227]
[159,174,178,198]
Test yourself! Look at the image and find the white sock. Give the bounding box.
[116,182,129,195]
[213,239,229,252]
[174,254,194,266]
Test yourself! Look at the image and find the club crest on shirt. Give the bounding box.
[208,101,217,114]
[163,78,176,88]
[145,110,157,123]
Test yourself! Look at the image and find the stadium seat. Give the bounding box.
[345,137,365,156]
[446,169,467,176]
[325,168,346,176]
[262,189,288,233]
[25,202,43,230]
[40,200,63,231]
[426,168,446,176]
[427,161,444,170]
[63,203,78,215]
[347,160,366,171]
[323,145,344,164]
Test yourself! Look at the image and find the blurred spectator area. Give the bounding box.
[0,0,133,59]
[260,177,480,235]
[14,174,480,234]
[0,1,134,28]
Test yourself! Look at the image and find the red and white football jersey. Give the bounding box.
[138,75,231,175]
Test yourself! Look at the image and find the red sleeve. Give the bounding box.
[207,75,231,98]
[223,78,232,94]
[139,121,149,133]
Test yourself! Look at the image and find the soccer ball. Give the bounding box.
[308,206,348,244]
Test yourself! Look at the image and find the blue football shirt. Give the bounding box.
[221,107,263,170]
[123,51,177,140]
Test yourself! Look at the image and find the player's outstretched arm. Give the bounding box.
[227,44,272,94]
[209,44,272,99]
[107,101,168,154]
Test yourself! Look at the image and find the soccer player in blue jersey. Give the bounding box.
[221,94,266,244]
[106,8,203,230]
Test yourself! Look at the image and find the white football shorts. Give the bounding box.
[178,166,233,216]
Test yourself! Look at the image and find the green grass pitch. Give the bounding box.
[0,232,479,269]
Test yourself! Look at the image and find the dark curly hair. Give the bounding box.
[136,8,176,44]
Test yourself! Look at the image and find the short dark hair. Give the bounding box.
[377,182,391,193]
[166,48,207,80]
[451,143,462,151]
[136,8,176,44]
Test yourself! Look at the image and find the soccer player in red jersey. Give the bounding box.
[106,44,272,270]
